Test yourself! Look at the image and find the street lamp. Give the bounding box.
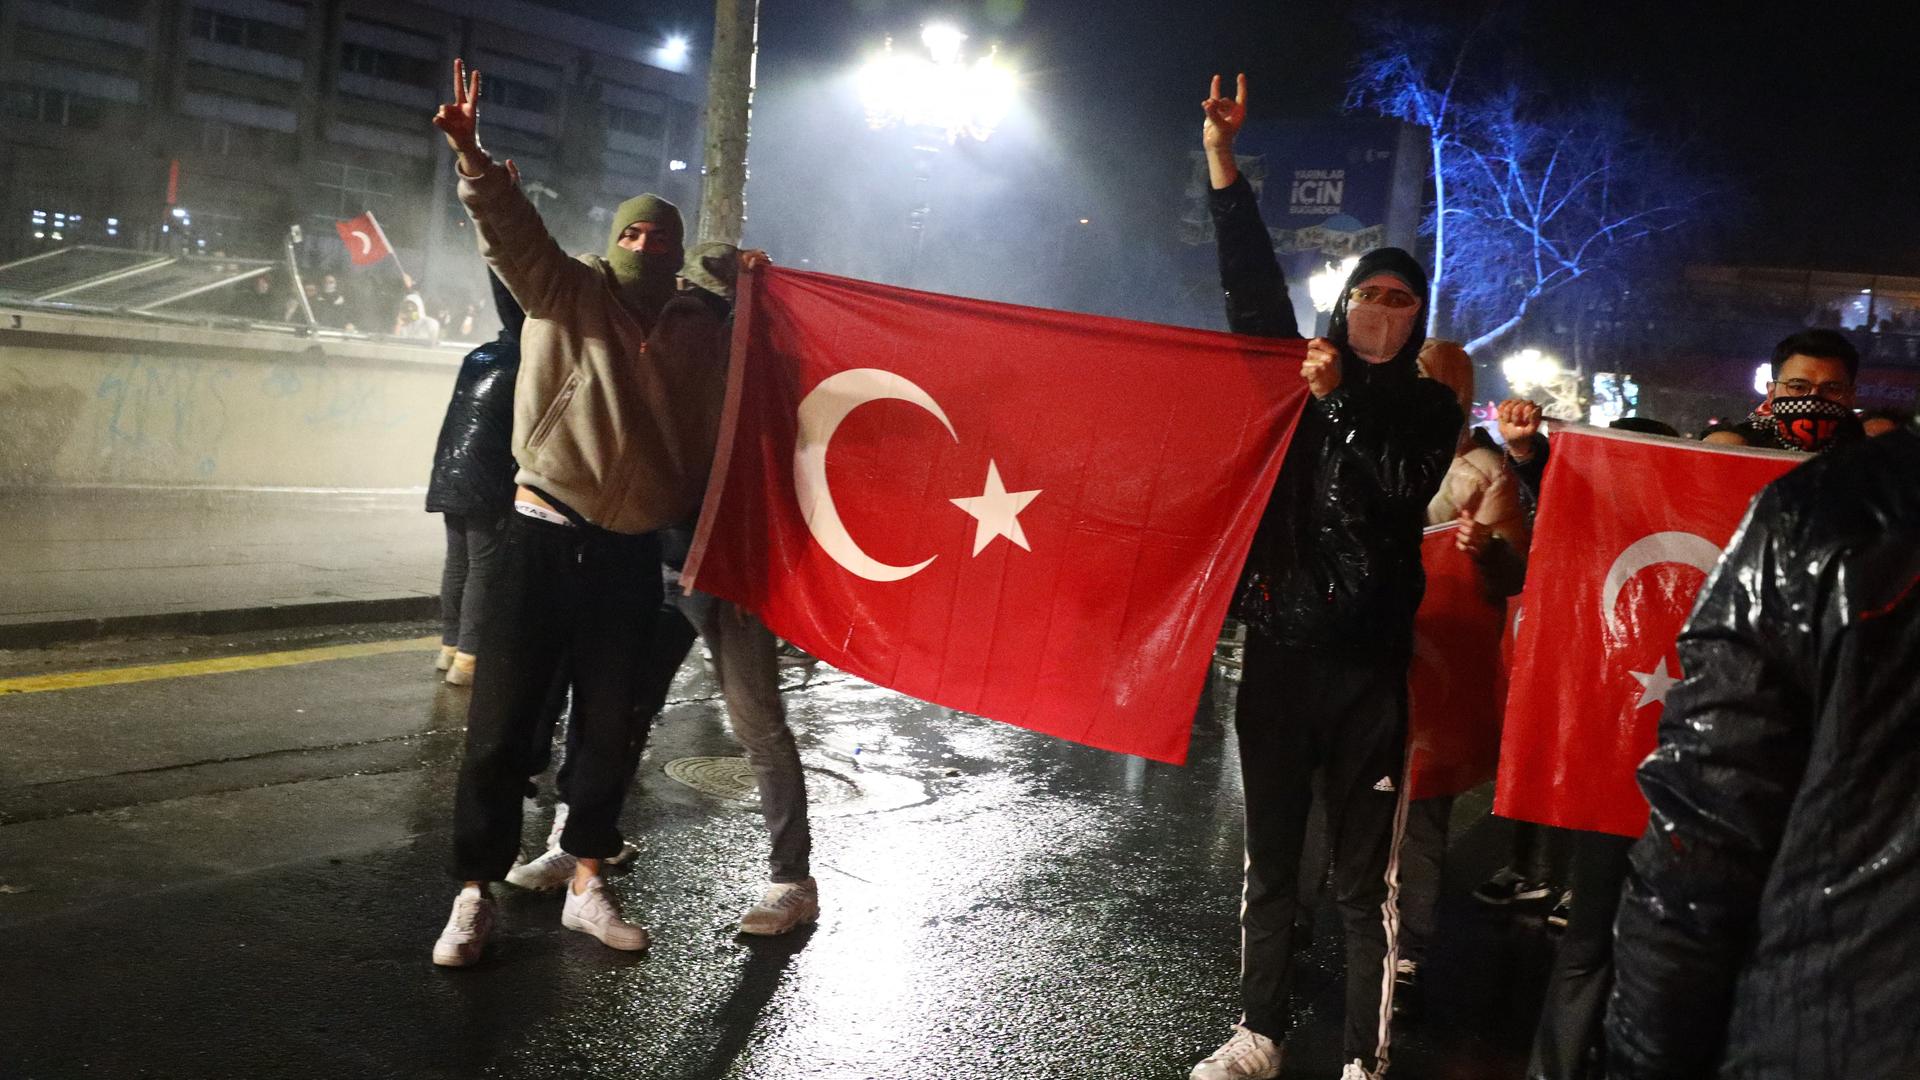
[1308,256,1360,312]
[856,23,1018,144]
[1502,347,1564,391]
[1752,362,1772,396]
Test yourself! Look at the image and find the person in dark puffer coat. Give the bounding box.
[1606,415,1920,1079]
[426,271,524,684]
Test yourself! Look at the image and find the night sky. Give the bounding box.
[597,0,1917,276]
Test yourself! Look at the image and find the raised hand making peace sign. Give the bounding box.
[1201,73,1247,190]
[432,59,491,175]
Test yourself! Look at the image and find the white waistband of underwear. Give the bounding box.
[514,500,574,527]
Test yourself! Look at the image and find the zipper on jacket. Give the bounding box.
[527,372,582,451]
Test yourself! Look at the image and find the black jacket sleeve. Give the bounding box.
[1507,436,1549,520]
[1207,174,1300,340]
[1604,487,1816,1079]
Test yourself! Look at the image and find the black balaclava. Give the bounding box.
[1324,247,1430,389]
[604,193,684,319]
[486,269,525,345]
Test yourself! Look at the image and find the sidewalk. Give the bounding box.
[0,487,442,647]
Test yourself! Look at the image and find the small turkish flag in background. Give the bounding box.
[1406,523,1508,800]
[334,211,393,267]
[1496,427,1799,836]
[685,268,1309,764]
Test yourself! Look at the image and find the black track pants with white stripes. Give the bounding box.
[1234,634,1412,1076]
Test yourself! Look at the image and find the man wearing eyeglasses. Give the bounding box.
[1187,74,1462,1080]
[1703,329,1865,453]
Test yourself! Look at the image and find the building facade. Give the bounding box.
[0,0,704,307]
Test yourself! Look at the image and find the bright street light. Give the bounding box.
[1308,256,1360,312]
[856,24,1017,143]
[1753,362,1772,396]
[659,34,690,65]
[1502,347,1565,391]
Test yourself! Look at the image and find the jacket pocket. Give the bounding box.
[526,371,582,452]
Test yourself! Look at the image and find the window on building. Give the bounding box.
[605,103,665,139]
[189,7,304,57]
[312,160,399,218]
[197,119,287,157]
[479,74,551,114]
[339,41,437,87]
[1,84,105,128]
[46,0,146,17]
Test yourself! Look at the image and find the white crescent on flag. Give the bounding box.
[350,229,373,256]
[1599,531,1722,631]
[794,368,958,582]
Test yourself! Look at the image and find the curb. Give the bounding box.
[0,595,440,651]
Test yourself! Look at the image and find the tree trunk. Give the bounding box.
[697,0,759,246]
[1429,135,1446,338]
[1463,313,1525,355]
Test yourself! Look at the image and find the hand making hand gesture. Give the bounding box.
[1201,73,1247,189]
[432,59,492,176]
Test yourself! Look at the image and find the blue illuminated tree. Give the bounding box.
[1349,15,1706,353]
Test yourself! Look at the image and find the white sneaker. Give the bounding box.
[435,644,457,672]
[1340,1059,1381,1080]
[561,876,650,951]
[432,887,494,967]
[505,847,578,891]
[738,878,820,935]
[1190,1025,1282,1080]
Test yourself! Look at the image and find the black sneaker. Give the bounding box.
[1546,890,1573,932]
[1472,867,1555,906]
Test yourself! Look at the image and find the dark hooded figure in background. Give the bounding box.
[425,271,527,684]
[1187,71,1462,1080]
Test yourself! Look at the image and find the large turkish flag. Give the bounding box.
[685,268,1308,764]
[1495,426,1799,836]
[1406,523,1508,800]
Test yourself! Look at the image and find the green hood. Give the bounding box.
[605,193,684,318]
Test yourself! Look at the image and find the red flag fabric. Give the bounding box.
[334,211,393,267]
[685,268,1308,764]
[1495,426,1799,836]
[1406,523,1508,800]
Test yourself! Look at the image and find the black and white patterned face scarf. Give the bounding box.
[1749,395,1859,453]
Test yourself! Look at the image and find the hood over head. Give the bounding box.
[1326,247,1429,388]
[604,193,684,318]
[679,241,740,301]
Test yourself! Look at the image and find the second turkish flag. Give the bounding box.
[1496,427,1798,836]
[686,268,1308,764]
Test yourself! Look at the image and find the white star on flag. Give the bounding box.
[950,460,1042,556]
[1628,656,1681,709]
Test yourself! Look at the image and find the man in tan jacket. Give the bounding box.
[428,59,725,967]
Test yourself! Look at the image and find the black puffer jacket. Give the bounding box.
[426,273,525,516]
[1209,175,1461,655]
[1606,419,1920,1079]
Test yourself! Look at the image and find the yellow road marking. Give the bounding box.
[0,636,440,696]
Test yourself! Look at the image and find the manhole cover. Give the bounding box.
[662,757,862,804]
[664,756,758,800]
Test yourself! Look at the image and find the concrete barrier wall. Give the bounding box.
[0,306,465,490]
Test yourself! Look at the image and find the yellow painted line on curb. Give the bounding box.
[0,636,441,696]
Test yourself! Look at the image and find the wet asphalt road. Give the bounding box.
[0,622,1553,1079]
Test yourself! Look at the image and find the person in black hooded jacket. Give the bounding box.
[1604,415,1920,1079]
[425,270,525,683]
[1187,75,1461,1080]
